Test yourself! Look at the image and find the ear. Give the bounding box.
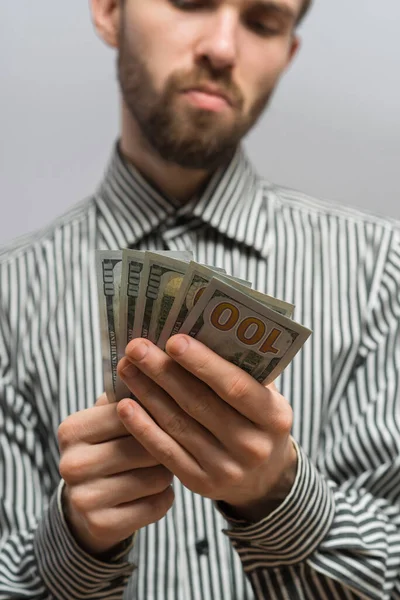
[90,0,122,49]
[285,34,301,70]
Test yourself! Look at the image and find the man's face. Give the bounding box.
[118,0,301,170]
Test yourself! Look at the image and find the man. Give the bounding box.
[0,0,399,598]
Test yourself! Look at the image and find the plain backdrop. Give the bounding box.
[1,1,399,246]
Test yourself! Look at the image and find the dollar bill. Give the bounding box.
[246,289,294,318]
[179,278,311,385]
[118,249,146,351]
[95,250,123,403]
[157,262,292,350]
[116,249,193,400]
[116,250,146,400]
[132,251,193,344]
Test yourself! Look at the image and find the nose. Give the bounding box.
[194,10,238,72]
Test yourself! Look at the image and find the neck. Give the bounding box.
[120,102,212,204]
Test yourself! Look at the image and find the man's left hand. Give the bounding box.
[117,335,297,522]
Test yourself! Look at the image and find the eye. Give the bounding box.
[246,20,280,37]
[169,0,207,9]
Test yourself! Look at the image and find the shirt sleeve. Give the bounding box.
[217,231,400,600]
[34,481,135,599]
[0,279,135,599]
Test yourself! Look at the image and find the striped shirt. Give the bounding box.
[0,143,399,600]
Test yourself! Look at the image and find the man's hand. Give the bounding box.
[58,393,174,555]
[117,335,298,523]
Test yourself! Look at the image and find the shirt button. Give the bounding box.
[195,539,209,556]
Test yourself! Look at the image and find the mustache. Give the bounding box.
[171,67,244,110]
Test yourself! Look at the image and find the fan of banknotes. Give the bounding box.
[96,250,312,403]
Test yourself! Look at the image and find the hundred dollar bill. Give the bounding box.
[118,249,193,354]
[245,289,294,318]
[151,260,252,349]
[157,262,292,350]
[95,250,123,403]
[149,261,248,347]
[179,278,311,385]
[132,251,193,344]
[116,249,146,400]
[118,249,146,352]
[117,249,193,399]
[157,262,251,350]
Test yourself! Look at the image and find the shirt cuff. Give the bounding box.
[217,441,335,569]
[33,480,136,599]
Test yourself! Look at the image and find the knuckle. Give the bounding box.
[59,452,83,483]
[150,362,169,385]
[58,414,87,450]
[68,485,97,514]
[136,378,154,400]
[86,511,110,539]
[190,394,212,418]
[59,447,92,484]
[238,433,270,465]
[220,461,244,486]
[57,418,74,450]
[226,373,250,403]
[192,353,213,378]
[244,441,269,466]
[274,406,293,435]
[159,443,175,468]
[67,486,87,515]
[165,414,188,438]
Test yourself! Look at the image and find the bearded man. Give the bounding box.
[0,1,399,599]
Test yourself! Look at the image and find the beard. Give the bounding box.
[117,21,273,171]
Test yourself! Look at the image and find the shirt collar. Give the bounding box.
[95,141,267,256]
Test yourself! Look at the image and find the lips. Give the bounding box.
[182,89,231,112]
[186,85,233,107]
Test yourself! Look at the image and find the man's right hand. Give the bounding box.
[58,393,175,556]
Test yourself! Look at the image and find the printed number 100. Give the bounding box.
[210,302,281,355]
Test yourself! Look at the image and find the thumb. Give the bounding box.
[95,392,109,407]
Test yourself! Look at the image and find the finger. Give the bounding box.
[121,339,249,430]
[58,403,130,449]
[68,465,174,509]
[119,353,258,458]
[166,335,283,427]
[118,361,230,470]
[117,398,207,491]
[60,435,160,484]
[87,486,175,550]
[95,393,109,407]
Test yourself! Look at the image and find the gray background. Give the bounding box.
[1,1,399,246]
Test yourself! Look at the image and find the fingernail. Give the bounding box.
[122,362,140,379]
[168,336,189,356]
[119,399,135,418]
[129,341,148,361]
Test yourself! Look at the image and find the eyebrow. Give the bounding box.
[246,1,297,24]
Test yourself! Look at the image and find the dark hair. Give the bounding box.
[119,0,312,27]
[297,0,312,25]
